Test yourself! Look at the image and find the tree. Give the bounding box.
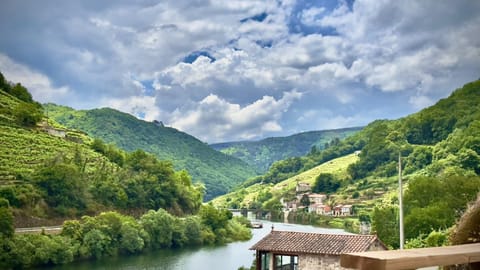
[263,198,283,212]
[80,229,112,259]
[184,216,203,246]
[10,83,33,103]
[404,146,433,174]
[90,138,106,154]
[313,173,340,194]
[171,218,188,248]
[0,72,12,92]
[404,203,452,239]
[0,198,14,238]
[13,103,43,127]
[372,205,399,249]
[33,163,87,213]
[199,203,232,232]
[403,175,480,241]
[140,209,174,249]
[300,194,310,209]
[120,221,145,253]
[458,148,480,174]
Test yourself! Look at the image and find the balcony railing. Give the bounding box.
[340,243,480,270]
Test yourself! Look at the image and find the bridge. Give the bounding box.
[228,209,272,220]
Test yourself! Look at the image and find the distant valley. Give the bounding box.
[1,71,480,252]
[211,127,362,173]
[44,104,258,201]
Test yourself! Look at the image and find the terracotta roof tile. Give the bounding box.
[250,231,386,255]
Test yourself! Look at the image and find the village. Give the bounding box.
[282,182,353,217]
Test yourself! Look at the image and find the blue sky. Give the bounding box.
[1,0,479,143]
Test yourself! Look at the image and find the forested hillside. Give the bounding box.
[44,104,257,200]
[237,80,480,189]
[0,73,203,225]
[210,127,361,173]
[215,80,480,249]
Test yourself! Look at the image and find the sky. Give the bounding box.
[0,0,479,143]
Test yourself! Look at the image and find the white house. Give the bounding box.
[308,193,327,204]
[333,205,353,216]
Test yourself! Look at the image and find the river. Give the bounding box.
[45,221,350,270]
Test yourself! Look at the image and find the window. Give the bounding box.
[274,254,298,270]
[260,251,270,270]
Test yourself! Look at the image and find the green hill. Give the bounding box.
[210,127,361,173]
[44,104,257,200]
[239,80,480,190]
[0,73,208,226]
[213,80,480,248]
[343,79,480,180]
[212,153,359,208]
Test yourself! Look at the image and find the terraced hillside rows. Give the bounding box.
[0,89,112,186]
[0,90,19,124]
[0,125,112,184]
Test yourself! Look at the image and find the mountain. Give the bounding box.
[44,104,257,200]
[210,127,362,173]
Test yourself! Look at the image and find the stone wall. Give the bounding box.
[298,254,350,270]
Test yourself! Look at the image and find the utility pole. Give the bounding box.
[398,152,404,249]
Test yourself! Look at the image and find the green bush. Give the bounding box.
[13,103,43,127]
[0,199,14,238]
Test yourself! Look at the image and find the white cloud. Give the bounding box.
[297,109,366,130]
[300,7,326,26]
[104,95,161,122]
[0,53,71,103]
[1,0,479,142]
[409,95,434,110]
[313,0,480,99]
[170,90,302,143]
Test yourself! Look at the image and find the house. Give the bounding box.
[341,205,353,216]
[44,126,66,138]
[285,201,298,211]
[333,205,352,216]
[250,230,387,270]
[308,203,321,214]
[296,182,311,193]
[333,205,341,216]
[308,193,327,204]
[308,203,331,215]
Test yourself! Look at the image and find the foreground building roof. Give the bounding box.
[250,230,387,255]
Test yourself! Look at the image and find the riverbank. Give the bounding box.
[0,206,252,269]
[43,221,349,270]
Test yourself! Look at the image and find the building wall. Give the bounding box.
[367,240,387,251]
[261,241,386,270]
[46,128,66,138]
[298,254,349,270]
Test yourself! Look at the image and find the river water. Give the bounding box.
[46,221,349,270]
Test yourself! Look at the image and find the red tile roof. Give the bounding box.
[250,231,386,255]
